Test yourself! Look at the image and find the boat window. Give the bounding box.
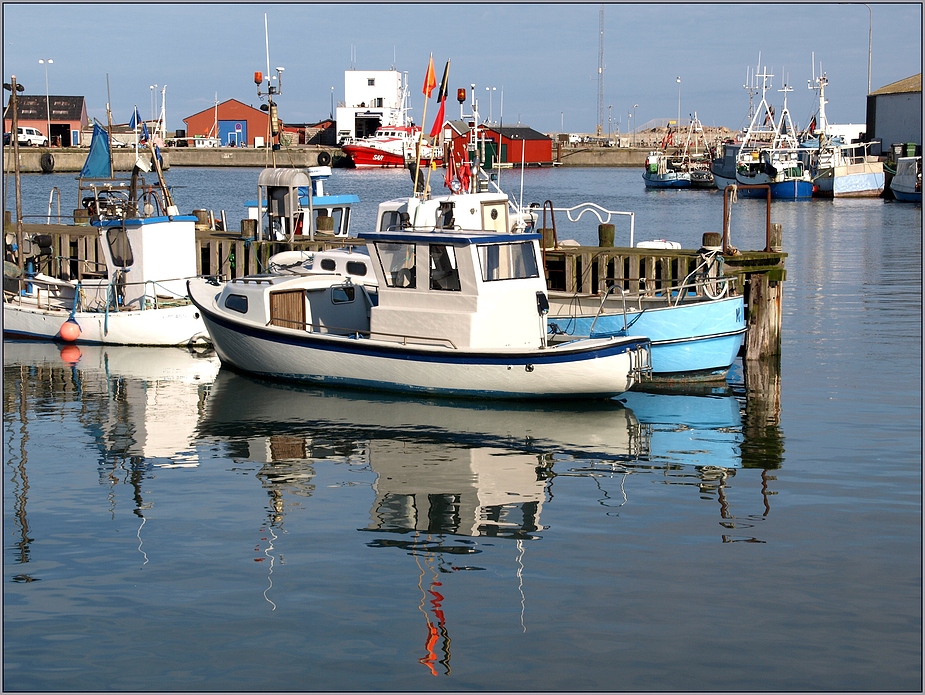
[376,242,416,288]
[320,258,337,272]
[477,241,539,282]
[346,260,368,276]
[429,244,460,291]
[106,227,133,268]
[224,294,248,313]
[379,211,402,231]
[332,285,356,304]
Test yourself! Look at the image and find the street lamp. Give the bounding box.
[633,104,638,147]
[39,59,52,145]
[330,86,334,120]
[150,84,158,122]
[676,77,681,131]
[485,86,496,124]
[608,104,612,139]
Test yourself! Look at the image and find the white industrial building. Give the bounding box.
[335,69,410,143]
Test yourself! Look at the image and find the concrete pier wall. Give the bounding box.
[3,144,651,173]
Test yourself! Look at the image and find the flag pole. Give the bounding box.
[414,54,436,197]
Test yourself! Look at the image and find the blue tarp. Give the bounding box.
[80,123,111,178]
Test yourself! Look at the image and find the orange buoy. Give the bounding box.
[59,344,82,365]
[59,319,81,342]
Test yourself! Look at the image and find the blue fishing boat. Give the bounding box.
[642,151,692,189]
[545,248,745,380]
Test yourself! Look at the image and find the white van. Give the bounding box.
[17,127,48,146]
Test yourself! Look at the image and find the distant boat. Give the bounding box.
[734,80,813,199]
[642,151,692,188]
[341,125,442,168]
[890,156,922,203]
[802,70,884,198]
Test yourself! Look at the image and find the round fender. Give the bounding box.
[40,152,55,173]
[317,151,332,166]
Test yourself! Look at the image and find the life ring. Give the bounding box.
[317,151,332,166]
[40,152,55,173]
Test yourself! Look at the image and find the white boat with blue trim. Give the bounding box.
[187,226,651,399]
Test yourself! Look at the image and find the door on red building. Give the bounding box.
[219,120,248,146]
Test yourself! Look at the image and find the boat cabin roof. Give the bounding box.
[359,229,540,246]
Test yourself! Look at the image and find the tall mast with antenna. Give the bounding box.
[596,4,604,137]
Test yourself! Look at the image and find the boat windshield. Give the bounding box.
[376,242,416,288]
[476,241,539,282]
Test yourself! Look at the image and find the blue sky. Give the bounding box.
[3,3,922,135]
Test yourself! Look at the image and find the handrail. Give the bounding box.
[46,187,61,225]
[544,201,636,247]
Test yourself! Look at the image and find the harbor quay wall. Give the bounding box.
[3,145,651,173]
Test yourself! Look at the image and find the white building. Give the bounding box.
[335,69,409,143]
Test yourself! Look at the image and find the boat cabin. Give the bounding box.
[245,166,359,240]
[217,229,551,351]
[86,216,198,309]
[376,192,533,235]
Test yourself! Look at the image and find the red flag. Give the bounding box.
[422,54,436,98]
[429,60,450,137]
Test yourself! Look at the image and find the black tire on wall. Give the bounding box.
[40,152,55,173]
[317,151,332,166]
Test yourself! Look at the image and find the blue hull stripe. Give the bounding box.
[194,298,647,367]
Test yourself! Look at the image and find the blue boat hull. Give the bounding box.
[735,177,814,199]
[642,172,692,189]
[548,295,746,378]
[892,188,922,203]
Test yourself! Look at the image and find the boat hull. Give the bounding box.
[547,294,746,379]
[3,301,209,346]
[891,187,922,203]
[190,280,649,399]
[735,176,814,199]
[813,169,885,198]
[642,171,692,189]
[341,144,405,168]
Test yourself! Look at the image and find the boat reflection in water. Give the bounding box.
[197,369,769,675]
[4,340,219,467]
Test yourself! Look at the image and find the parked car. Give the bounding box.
[17,127,48,146]
[2,132,9,146]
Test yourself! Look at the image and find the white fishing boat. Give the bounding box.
[3,124,209,346]
[188,226,651,399]
[802,68,884,198]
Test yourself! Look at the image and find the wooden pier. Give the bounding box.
[6,209,786,361]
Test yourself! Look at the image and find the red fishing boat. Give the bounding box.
[341,124,442,168]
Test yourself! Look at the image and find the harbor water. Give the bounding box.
[3,167,922,691]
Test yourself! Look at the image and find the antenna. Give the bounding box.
[597,4,604,137]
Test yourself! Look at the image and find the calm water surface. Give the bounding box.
[3,166,921,691]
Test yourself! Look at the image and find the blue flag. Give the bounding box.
[80,123,111,179]
[141,122,149,143]
[129,106,140,131]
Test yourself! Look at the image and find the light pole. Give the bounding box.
[39,59,52,144]
[633,104,638,147]
[150,84,157,122]
[485,86,496,124]
[608,104,612,140]
[676,77,681,131]
[864,3,872,93]
[330,86,334,120]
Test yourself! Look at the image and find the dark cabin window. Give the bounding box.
[224,294,248,313]
[106,227,133,268]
